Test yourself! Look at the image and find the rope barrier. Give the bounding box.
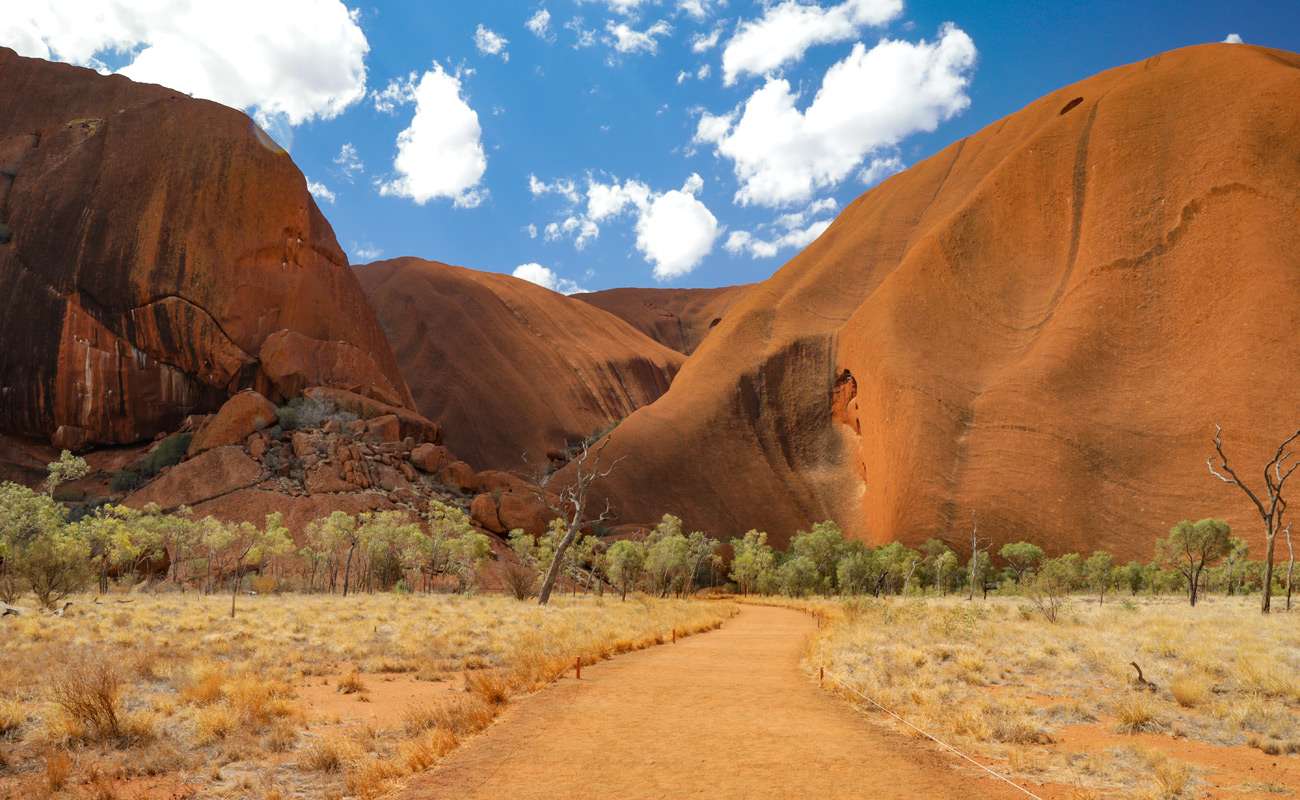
[821,669,1046,800]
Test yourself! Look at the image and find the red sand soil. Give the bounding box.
[1050,722,1300,799]
[394,605,1033,800]
[573,285,752,355]
[574,43,1300,558]
[356,258,684,471]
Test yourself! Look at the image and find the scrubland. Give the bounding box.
[796,595,1300,799]
[0,592,734,799]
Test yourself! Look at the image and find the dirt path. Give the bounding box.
[396,605,1028,799]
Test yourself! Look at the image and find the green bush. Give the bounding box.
[109,470,142,493]
[108,432,191,494]
[276,396,356,431]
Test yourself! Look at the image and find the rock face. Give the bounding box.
[0,48,411,448]
[125,446,261,509]
[573,285,751,355]
[188,391,277,456]
[356,258,684,470]
[576,44,1300,559]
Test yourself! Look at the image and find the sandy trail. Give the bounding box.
[396,604,1027,799]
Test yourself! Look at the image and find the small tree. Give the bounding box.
[835,547,880,596]
[999,541,1045,584]
[423,502,491,592]
[777,555,819,597]
[789,521,847,593]
[604,539,646,600]
[44,450,89,498]
[644,517,689,597]
[533,440,622,606]
[1115,561,1146,596]
[1083,550,1114,605]
[0,478,83,603]
[304,511,358,594]
[224,514,293,617]
[1027,556,1075,622]
[1207,424,1300,614]
[966,514,989,600]
[1157,519,1232,607]
[933,550,959,595]
[729,530,775,595]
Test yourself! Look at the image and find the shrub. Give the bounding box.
[464,670,510,706]
[1170,673,1211,708]
[0,698,25,739]
[276,396,356,431]
[1114,693,1163,733]
[502,563,536,600]
[109,469,143,493]
[49,658,123,742]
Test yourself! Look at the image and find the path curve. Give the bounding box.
[397,604,1023,800]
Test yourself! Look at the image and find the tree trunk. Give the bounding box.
[1285,527,1295,612]
[538,522,580,606]
[342,544,356,598]
[1261,529,1277,614]
[230,566,241,618]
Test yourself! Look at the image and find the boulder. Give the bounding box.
[496,490,558,535]
[436,460,477,493]
[470,493,506,534]
[366,414,401,443]
[473,469,533,495]
[410,443,453,474]
[188,391,276,456]
[124,446,261,509]
[257,330,409,408]
[305,462,353,494]
[304,387,440,444]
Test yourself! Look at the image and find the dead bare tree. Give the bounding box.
[532,439,623,606]
[1284,522,1295,612]
[966,512,988,601]
[1207,424,1300,614]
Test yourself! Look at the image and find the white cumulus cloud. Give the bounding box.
[1,0,369,128]
[697,24,976,207]
[377,65,487,208]
[605,20,672,54]
[534,173,718,280]
[634,174,719,280]
[475,24,510,61]
[307,179,336,204]
[526,8,553,40]
[333,142,364,180]
[725,197,837,259]
[860,155,905,185]
[1223,32,1244,44]
[512,263,588,294]
[722,0,904,85]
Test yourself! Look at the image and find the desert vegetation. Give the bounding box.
[0,590,732,799]
[800,596,1299,798]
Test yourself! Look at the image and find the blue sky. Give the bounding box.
[5,1,1299,291]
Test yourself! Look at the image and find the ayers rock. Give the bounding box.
[356,257,684,470]
[579,44,1300,559]
[574,285,751,355]
[0,48,412,450]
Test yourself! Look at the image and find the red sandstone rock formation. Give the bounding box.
[573,285,751,355]
[573,44,1300,560]
[0,48,411,449]
[188,391,277,456]
[355,257,684,470]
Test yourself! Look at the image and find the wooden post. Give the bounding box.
[819,667,824,686]
[575,657,581,680]
[672,629,676,644]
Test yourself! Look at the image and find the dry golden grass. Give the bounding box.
[792,594,1300,797]
[0,591,734,798]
